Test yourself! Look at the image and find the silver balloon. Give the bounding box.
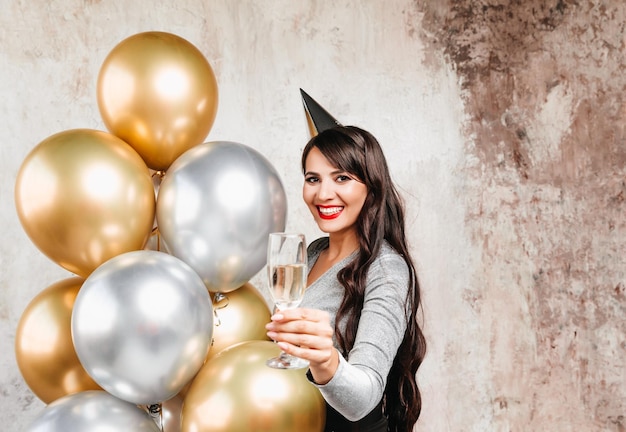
[156,141,287,293]
[27,390,160,432]
[72,250,213,405]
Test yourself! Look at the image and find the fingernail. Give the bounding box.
[277,342,289,351]
[271,313,284,321]
[267,331,277,338]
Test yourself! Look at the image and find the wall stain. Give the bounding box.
[415,0,625,182]
[415,0,625,428]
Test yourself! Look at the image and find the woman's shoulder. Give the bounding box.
[370,242,410,279]
[376,241,406,263]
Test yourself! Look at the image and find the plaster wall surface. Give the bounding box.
[0,1,623,431]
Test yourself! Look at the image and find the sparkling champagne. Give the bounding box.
[270,263,306,310]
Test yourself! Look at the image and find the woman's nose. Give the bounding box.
[317,181,334,200]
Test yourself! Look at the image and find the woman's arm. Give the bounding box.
[266,253,409,421]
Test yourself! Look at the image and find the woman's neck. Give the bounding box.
[325,230,360,263]
[307,229,360,287]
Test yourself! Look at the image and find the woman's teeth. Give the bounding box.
[318,206,342,216]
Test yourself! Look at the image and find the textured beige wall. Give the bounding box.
[0,1,624,431]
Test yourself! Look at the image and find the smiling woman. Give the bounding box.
[303,146,368,235]
[266,126,426,432]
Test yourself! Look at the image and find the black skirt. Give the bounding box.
[324,400,388,432]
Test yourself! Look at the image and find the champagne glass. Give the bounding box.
[266,232,309,369]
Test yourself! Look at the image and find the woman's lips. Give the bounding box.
[317,206,343,220]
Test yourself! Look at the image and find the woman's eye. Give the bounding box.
[305,176,319,183]
[336,175,351,183]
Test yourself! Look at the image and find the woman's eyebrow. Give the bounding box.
[304,169,348,177]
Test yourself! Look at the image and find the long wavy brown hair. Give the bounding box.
[301,126,427,431]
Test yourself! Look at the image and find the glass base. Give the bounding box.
[266,352,309,369]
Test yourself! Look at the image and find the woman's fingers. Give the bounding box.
[266,323,333,353]
[265,307,334,364]
[268,329,331,349]
[267,317,332,336]
[277,341,334,365]
[272,307,329,323]
[266,308,332,335]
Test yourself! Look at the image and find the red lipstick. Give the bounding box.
[317,206,343,220]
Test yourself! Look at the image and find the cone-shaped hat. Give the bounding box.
[300,89,342,136]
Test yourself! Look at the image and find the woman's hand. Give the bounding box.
[265,307,339,384]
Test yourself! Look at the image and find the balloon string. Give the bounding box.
[151,227,162,251]
[149,170,165,253]
[147,403,164,431]
[151,170,165,203]
[212,292,229,327]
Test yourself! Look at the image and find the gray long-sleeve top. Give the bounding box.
[300,237,409,421]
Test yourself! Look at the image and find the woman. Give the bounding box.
[266,126,426,431]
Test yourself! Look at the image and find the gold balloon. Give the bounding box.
[147,396,183,432]
[178,283,271,399]
[15,277,102,403]
[15,129,155,278]
[97,31,219,171]
[182,341,325,432]
[162,396,183,432]
[208,282,271,360]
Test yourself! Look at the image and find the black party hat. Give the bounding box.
[300,88,342,136]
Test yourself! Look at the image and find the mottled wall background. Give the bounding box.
[0,1,624,431]
[418,1,626,430]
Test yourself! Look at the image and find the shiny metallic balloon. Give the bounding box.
[72,250,214,405]
[208,283,271,360]
[27,390,160,432]
[182,341,326,432]
[156,141,287,293]
[162,396,183,432]
[15,277,102,403]
[15,129,155,278]
[177,283,271,399]
[97,31,219,171]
